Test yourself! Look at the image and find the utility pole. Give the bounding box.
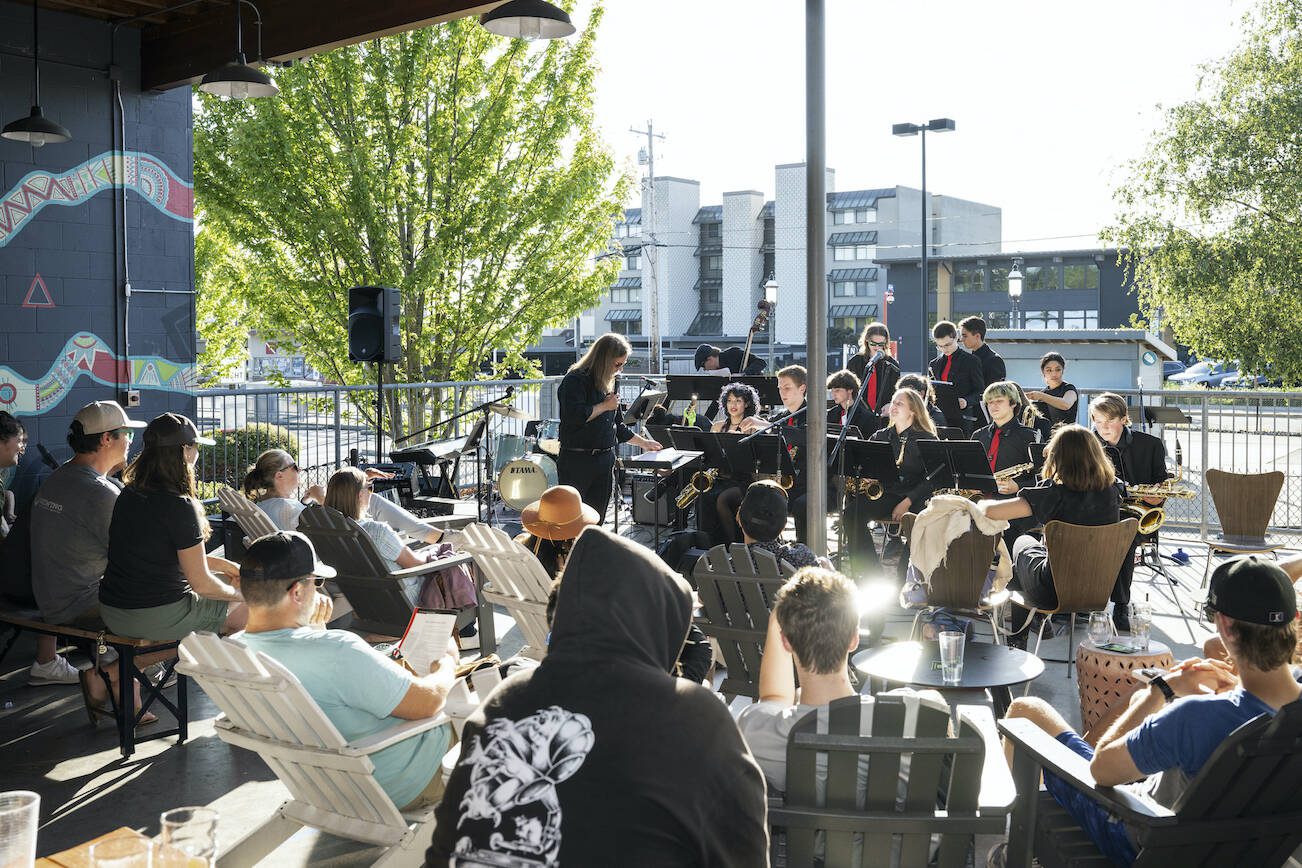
[631,120,665,374]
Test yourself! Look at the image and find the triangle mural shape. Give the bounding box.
[23,274,55,308]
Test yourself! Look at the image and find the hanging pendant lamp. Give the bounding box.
[2,0,72,147]
[480,0,576,40]
[199,0,278,99]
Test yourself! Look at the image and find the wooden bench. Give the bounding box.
[0,606,188,759]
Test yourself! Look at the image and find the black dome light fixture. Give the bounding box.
[2,0,72,147]
[479,0,576,40]
[199,0,278,99]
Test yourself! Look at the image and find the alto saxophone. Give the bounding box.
[675,468,719,509]
[937,462,1037,499]
[843,433,907,501]
[1122,479,1197,535]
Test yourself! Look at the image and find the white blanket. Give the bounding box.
[910,495,1011,586]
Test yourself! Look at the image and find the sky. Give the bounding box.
[580,0,1247,252]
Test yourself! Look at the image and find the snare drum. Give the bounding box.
[491,433,530,473]
[497,454,559,510]
[535,419,561,457]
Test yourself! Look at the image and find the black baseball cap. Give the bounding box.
[694,344,721,369]
[143,412,216,447]
[1205,556,1297,626]
[241,531,337,583]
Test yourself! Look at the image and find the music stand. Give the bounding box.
[624,391,667,426]
[918,440,997,494]
[826,436,896,482]
[930,380,962,425]
[1144,406,1192,426]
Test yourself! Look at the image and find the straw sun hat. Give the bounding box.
[521,485,600,541]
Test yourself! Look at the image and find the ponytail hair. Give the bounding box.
[243,449,295,500]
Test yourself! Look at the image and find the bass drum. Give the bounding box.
[497,454,559,511]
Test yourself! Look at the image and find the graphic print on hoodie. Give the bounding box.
[428,526,769,868]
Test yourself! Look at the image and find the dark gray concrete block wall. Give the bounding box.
[0,0,195,506]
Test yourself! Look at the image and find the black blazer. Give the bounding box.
[974,420,1039,491]
[973,344,1006,386]
[928,350,985,425]
[1100,428,1170,486]
[869,425,938,506]
[846,353,901,413]
[827,402,880,438]
[558,369,633,450]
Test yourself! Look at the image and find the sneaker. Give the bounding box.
[29,656,81,686]
[986,841,1007,868]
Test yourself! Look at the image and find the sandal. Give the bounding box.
[78,669,159,727]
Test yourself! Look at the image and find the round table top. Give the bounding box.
[1077,639,1172,660]
[853,640,1045,691]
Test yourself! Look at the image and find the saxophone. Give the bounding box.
[844,433,907,501]
[675,468,718,509]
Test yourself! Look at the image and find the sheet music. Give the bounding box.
[398,609,458,675]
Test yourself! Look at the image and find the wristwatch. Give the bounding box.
[1150,675,1176,703]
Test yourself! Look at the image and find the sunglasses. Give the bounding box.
[112,428,135,441]
[868,340,888,349]
[287,576,327,593]
[284,462,300,472]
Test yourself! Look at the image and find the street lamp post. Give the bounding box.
[763,276,779,372]
[1007,257,1024,329]
[892,118,955,368]
[883,284,895,340]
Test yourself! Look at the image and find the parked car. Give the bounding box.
[1167,360,1239,388]
[1220,367,1282,389]
[1162,360,1187,378]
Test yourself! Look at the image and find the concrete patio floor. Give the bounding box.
[0,531,1246,863]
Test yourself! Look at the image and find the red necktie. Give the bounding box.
[988,428,1002,469]
[865,368,879,410]
[941,354,953,382]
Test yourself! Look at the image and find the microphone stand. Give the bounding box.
[396,387,517,444]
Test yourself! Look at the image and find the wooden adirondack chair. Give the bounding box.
[1201,469,1287,588]
[297,504,477,639]
[692,543,795,701]
[769,693,1016,868]
[176,632,450,867]
[998,698,1302,868]
[899,513,1004,644]
[457,523,553,660]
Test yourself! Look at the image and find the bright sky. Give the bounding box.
[582,0,1246,251]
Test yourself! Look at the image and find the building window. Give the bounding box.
[615,224,627,239]
[832,281,874,297]
[1062,309,1099,328]
[610,287,641,304]
[1025,265,1059,291]
[833,209,852,225]
[626,254,640,271]
[988,265,1009,295]
[705,255,722,274]
[857,208,876,223]
[833,245,855,261]
[1022,310,1055,330]
[704,222,721,239]
[983,311,1011,329]
[854,245,875,260]
[833,245,876,262]
[627,224,641,237]
[611,318,642,336]
[701,287,721,305]
[1063,262,1100,290]
[953,264,984,293]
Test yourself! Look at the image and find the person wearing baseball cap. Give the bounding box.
[693,342,765,376]
[99,412,245,642]
[238,531,457,810]
[992,555,1301,867]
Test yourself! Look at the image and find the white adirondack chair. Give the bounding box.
[457,523,552,660]
[217,486,280,545]
[176,632,447,867]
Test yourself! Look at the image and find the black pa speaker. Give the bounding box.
[348,285,402,363]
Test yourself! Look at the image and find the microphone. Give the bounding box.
[504,384,515,398]
[868,349,885,367]
[37,444,59,470]
[640,376,658,387]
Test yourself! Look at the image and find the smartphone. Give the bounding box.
[1131,667,1165,683]
[1096,642,1136,653]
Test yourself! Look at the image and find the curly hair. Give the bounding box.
[718,382,760,421]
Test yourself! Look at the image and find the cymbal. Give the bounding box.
[489,402,531,422]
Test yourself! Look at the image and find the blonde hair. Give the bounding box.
[325,467,367,520]
[1089,392,1130,423]
[243,449,295,500]
[893,387,937,436]
[982,380,1022,406]
[1042,424,1115,492]
[571,333,631,393]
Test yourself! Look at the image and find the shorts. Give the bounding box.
[100,592,230,641]
[1042,732,1138,866]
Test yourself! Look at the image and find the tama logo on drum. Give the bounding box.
[508,466,537,473]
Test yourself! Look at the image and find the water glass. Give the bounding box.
[158,808,218,867]
[88,836,152,867]
[939,631,965,685]
[0,791,39,868]
[1129,602,1153,652]
[1088,611,1113,646]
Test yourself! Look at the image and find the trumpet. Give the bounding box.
[675,468,719,509]
[1121,480,1197,534]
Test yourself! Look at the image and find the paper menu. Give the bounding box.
[398,609,458,675]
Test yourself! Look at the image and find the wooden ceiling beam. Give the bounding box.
[140,0,499,92]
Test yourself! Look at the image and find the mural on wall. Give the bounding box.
[0,150,193,248]
[0,333,195,415]
[22,274,55,308]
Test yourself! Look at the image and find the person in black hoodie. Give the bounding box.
[427,526,768,867]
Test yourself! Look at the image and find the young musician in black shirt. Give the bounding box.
[1025,352,1079,428]
[897,373,948,431]
[960,316,1006,390]
[775,366,810,540]
[1090,392,1171,629]
[975,381,1039,550]
[826,370,879,435]
[977,425,1124,648]
[845,322,900,415]
[701,382,764,545]
[928,320,985,433]
[693,343,766,376]
[556,334,661,522]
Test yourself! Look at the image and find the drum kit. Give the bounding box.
[491,415,560,512]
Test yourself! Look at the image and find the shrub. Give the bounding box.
[199,424,300,489]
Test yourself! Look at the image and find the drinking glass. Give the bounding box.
[939,631,965,685]
[88,836,152,868]
[1088,611,1113,646]
[158,808,218,867]
[1129,602,1153,652]
[0,791,39,868]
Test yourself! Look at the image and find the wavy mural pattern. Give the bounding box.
[0,332,195,416]
[0,151,194,248]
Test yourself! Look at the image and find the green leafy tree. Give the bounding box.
[194,7,626,435]
[1105,0,1302,384]
[194,226,252,382]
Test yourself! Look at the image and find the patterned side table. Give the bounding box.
[1076,640,1174,736]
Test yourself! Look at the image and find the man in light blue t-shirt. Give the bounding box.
[237,531,458,809]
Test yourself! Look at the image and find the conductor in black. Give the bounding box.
[557,333,662,522]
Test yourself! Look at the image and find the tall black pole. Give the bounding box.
[919,127,928,371]
[375,361,384,464]
[805,0,827,554]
